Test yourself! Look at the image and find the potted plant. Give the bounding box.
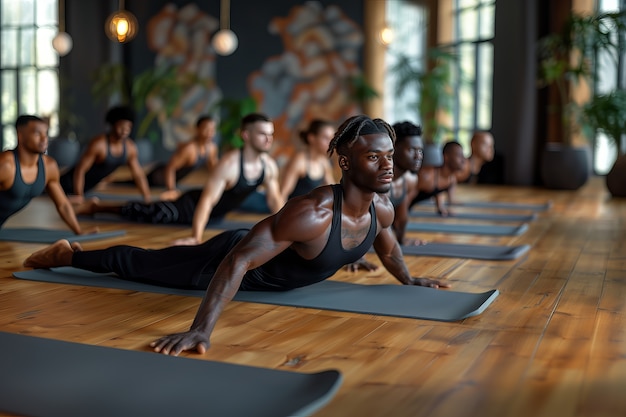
[390,47,456,166]
[581,89,626,197]
[537,10,626,190]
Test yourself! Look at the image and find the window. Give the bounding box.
[383,0,494,154]
[383,0,428,124]
[448,0,495,152]
[0,0,59,150]
[594,0,624,174]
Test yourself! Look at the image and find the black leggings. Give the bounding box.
[72,229,249,290]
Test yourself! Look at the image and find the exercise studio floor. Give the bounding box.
[1,175,625,417]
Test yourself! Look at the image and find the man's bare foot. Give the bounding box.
[73,197,100,216]
[23,239,76,269]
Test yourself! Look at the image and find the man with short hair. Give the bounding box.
[0,115,94,234]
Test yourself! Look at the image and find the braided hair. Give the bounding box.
[328,115,395,157]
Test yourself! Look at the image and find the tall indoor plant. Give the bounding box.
[582,89,626,197]
[537,10,626,189]
[390,47,456,166]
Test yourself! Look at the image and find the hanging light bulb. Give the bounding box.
[212,0,238,56]
[104,0,138,43]
[52,0,73,56]
[378,24,393,46]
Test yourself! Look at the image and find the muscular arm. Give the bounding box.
[44,157,84,234]
[373,196,449,288]
[278,153,305,201]
[264,157,285,213]
[72,138,102,198]
[126,142,151,202]
[187,152,239,243]
[164,143,195,191]
[151,193,333,355]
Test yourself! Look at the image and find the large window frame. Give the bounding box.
[0,0,59,150]
[594,0,625,174]
[383,0,495,154]
[446,0,495,152]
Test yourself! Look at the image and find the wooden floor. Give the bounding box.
[1,175,626,417]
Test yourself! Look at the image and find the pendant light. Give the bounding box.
[52,0,73,56]
[105,0,139,43]
[212,0,238,56]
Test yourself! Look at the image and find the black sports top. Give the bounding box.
[60,138,128,194]
[210,150,265,219]
[0,151,46,227]
[388,176,407,208]
[288,172,325,200]
[241,184,378,291]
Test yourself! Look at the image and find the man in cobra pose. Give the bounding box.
[409,141,466,216]
[73,113,283,239]
[0,115,94,234]
[60,105,151,203]
[24,114,449,356]
[454,131,495,185]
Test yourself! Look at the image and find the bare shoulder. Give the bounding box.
[42,154,60,170]
[261,153,279,169]
[0,150,13,165]
[272,185,334,242]
[373,192,395,229]
[0,151,15,183]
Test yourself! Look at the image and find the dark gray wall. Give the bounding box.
[61,0,363,144]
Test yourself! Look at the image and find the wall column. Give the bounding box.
[362,0,386,118]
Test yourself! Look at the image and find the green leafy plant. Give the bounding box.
[390,47,457,144]
[211,96,257,151]
[581,89,626,156]
[537,11,626,146]
[91,63,211,141]
[345,74,380,111]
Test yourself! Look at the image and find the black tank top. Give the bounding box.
[388,176,407,208]
[241,184,377,290]
[288,173,325,200]
[0,151,46,226]
[60,138,127,193]
[210,151,265,219]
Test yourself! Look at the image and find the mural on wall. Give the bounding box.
[146,3,222,150]
[248,1,364,163]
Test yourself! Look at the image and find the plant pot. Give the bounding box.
[606,154,626,198]
[47,137,80,169]
[540,143,591,190]
[422,143,443,167]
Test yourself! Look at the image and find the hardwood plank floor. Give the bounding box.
[1,175,625,417]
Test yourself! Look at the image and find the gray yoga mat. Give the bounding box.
[0,228,126,243]
[406,222,528,236]
[417,200,552,211]
[13,267,499,321]
[398,242,531,260]
[410,210,536,222]
[0,331,342,417]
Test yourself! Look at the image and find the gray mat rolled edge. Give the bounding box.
[0,331,342,417]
